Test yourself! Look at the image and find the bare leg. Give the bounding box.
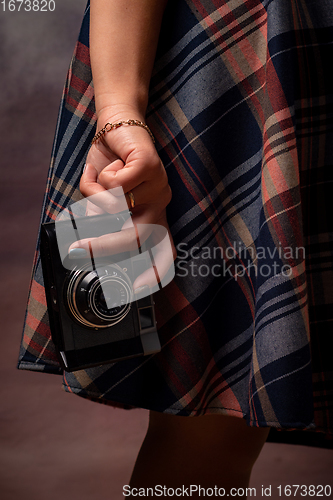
[128,411,270,498]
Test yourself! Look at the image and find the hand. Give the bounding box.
[69,108,177,291]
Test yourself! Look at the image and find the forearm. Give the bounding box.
[90,0,168,120]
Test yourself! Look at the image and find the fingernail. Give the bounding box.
[83,163,87,173]
[69,248,88,259]
[134,285,150,299]
[134,285,150,293]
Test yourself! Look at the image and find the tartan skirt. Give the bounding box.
[18,0,333,447]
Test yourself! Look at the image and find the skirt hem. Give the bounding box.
[61,382,322,432]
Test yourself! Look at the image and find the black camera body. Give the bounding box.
[40,211,160,372]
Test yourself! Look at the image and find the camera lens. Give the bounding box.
[97,286,122,311]
[66,261,133,328]
[90,277,130,321]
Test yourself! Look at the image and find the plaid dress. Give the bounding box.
[18,0,333,447]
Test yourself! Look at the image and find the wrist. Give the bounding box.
[95,93,148,124]
[92,119,155,146]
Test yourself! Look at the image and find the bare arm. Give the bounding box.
[90,0,168,120]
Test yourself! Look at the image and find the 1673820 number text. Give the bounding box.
[1,0,55,11]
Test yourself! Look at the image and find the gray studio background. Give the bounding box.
[0,1,332,499]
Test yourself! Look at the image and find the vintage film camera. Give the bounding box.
[40,200,167,372]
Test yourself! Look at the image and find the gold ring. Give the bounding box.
[128,191,135,209]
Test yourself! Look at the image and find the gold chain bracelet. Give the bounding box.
[91,119,155,145]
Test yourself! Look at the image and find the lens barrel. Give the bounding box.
[66,262,133,328]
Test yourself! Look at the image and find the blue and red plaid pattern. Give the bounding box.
[18,0,333,447]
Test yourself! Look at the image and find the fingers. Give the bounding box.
[80,163,129,214]
[97,154,166,194]
[81,128,170,213]
[123,181,172,211]
[81,163,171,215]
[67,211,177,290]
[69,226,142,257]
[68,207,161,258]
[68,229,175,293]
[85,141,123,174]
[87,124,162,190]
[85,199,105,216]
